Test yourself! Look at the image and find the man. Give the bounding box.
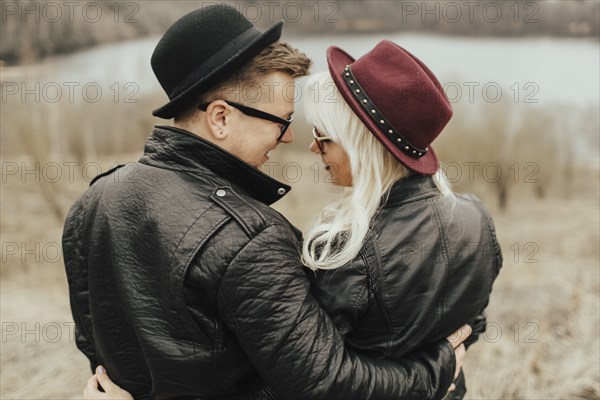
[64,5,467,399]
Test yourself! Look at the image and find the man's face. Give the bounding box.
[227,71,295,169]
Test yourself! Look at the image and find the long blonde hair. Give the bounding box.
[302,72,452,271]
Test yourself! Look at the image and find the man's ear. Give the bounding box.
[204,100,232,141]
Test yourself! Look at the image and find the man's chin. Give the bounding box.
[257,155,270,169]
[247,161,262,170]
[245,154,270,170]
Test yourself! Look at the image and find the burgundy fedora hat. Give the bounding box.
[327,40,452,175]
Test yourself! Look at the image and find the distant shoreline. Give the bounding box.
[1,0,598,65]
[2,30,598,68]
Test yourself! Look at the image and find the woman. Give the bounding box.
[300,41,502,399]
[85,40,501,399]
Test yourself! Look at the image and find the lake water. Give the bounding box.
[2,34,600,106]
[2,33,598,162]
[298,33,600,109]
[3,33,598,108]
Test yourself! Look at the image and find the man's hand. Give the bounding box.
[446,324,472,392]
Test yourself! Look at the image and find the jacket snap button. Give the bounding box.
[277,188,286,195]
[216,189,227,197]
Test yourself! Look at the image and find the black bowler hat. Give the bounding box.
[151,5,283,119]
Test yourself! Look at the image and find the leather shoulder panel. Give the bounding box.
[209,186,269,238]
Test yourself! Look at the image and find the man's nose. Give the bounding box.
[280,126,294,143]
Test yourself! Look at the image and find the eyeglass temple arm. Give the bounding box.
[199,101,290,125]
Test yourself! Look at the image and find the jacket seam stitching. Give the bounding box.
[359,234,394,356]
[175,205,231,391]
[430,197,451,336]
[170,204,220,270]
[179,214,232,316]
[351,280,368,311]
[469,199,502,281]
[372,240,394,356]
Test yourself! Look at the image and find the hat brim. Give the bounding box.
[327,46,439,175]
[152,21,284,119]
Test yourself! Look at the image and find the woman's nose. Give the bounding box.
[308,140,320,154]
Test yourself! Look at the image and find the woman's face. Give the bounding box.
[309,127,353,187]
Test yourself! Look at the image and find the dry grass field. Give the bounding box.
[2,0,599,395]
[1,142,599,398]
[1,44,599,397]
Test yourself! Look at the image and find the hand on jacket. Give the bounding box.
[84,366,132,400]
[81,323,471,400]
[446,324,472,393]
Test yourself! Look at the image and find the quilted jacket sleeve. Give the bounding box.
[462,193,503,351]
[62,203,98,372]
[217,223,456,400]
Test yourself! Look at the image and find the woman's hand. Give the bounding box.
[446,324,472,392]
[84,366,133,400]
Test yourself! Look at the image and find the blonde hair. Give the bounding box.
[175,41,312,122]
[302,72,452,271]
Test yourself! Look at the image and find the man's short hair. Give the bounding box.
[175,41,312,122]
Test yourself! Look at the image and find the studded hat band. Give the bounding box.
[342,65,428,159]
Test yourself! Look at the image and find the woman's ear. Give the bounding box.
[204,100,231,141]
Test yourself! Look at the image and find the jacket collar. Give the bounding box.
[383,174,440,208]
[139,125,291,205]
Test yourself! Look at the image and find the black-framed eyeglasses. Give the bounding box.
[198,100,293,142]
[312,127,333,154]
